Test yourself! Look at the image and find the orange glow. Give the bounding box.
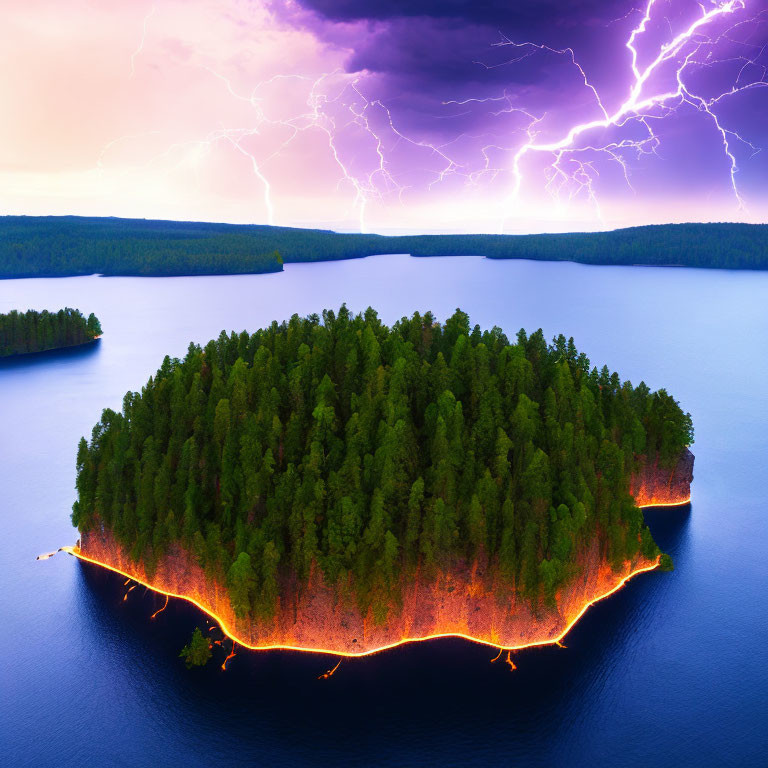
[221,641,237,671]
[318,659,343,679]
[490,648,504,664]
[632,449,693,508]
[504,651,517,671]
[150,595,169,620]
[638,497,691,509]
[61,452,690,662]
[122,584,137,602]
[62,543,660,659]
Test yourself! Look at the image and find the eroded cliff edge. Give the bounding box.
[75,453,693,656]
[632,448,694,507]
[78,528,657,654]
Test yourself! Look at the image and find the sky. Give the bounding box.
[1,0,766,234]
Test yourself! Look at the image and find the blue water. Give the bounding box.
[1,255,767,767]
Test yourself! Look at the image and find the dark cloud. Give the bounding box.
[297,0,628,29]
[280,0,767,214]
[291,0,634,102]
[345,18,542,85]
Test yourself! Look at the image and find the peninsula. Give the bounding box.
[70,308,693,656]
[0,308,102,357]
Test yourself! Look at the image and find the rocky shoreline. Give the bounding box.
[74,450,692,656]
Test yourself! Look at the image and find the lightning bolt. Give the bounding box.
[507,0,766,224]
[129,5,155,79]
[97,0,766,232]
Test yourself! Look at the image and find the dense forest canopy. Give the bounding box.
[1,216,766,278]
[0,308,102,356]
[73,308,692,623]
[0,217,283,278]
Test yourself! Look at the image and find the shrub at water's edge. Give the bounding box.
[0,308,102,357]
[179,628,212,668]
[72,307,693,647]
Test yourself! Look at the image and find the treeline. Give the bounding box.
[0,308,102,356]
[402,223,768,269]
[72,308,692,623]
[0,217,283,278]
[1,216,766,277]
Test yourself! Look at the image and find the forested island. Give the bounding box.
[1,215,766,278]
[71,308,693,654]
[0,308,102,357]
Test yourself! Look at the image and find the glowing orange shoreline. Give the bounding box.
[639,497,691,508]
[61,542,664,659]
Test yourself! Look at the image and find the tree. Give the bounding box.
[0,308,102,356]
[71,306,690,622]
[228,552,256,619]
[86,313,102,337]
[179,628,212,668]
[259,541,281,617]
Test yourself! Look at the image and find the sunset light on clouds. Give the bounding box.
[2,0,766,233]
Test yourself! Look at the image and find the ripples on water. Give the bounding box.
[1,256,766,767]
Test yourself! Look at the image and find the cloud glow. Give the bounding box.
[0,0,765,233]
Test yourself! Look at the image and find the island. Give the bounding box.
[0,308,102,357]
[1,215,766,278]
[70,307,693,656]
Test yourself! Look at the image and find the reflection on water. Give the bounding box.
[0,338,101,369]
[73,552,677,767]
[1,258,767,767]
[643,503,692,562]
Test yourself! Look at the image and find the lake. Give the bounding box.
[1,255,767,767]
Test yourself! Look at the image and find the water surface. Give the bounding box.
[1,255,767,767]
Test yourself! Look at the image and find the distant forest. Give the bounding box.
[73,307,692,622]
[0,217,283,278]
[0,308,102,356]
[1,216,766,278]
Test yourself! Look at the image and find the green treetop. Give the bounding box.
[72,307,692,620]
[0,307,102,356]
[179,627,213,668]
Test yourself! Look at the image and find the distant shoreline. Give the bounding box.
[1,216,765,278]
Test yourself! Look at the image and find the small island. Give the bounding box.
[71,307,693,656]
[0,308,102,357]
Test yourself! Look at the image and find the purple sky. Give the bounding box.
[2,0,766,233]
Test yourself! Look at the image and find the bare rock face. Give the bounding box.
[78,447,695,655]
[79,528,656,656]
[631,448,694,507]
